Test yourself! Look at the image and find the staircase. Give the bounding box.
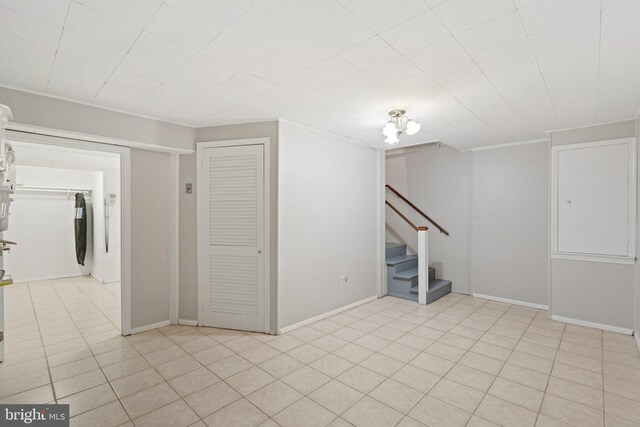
[386,242,451,303]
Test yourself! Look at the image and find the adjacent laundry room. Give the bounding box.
[3,141,122,327]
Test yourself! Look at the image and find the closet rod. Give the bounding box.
[15,186,92,193]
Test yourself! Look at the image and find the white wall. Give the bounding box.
[550,120,637,331]
[6,166,97,282]
[471,142,548,306]
[278,121,381,329]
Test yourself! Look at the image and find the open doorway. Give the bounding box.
[3,140,123,345]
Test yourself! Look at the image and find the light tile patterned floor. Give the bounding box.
[2,282,640,427]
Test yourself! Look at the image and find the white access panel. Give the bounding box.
[551,138,636,262]
[199,144,265,332]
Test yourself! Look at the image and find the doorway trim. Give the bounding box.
[196,138,271,334]
[6,130,133,334]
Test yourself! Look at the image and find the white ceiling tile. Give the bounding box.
[426,0,449,7]
[118,54,178,83]
[302,57,361,85]
[598,26,640,89]
[95,69,161,106]
[367,57,421,83]
[0,69,47,91]
[517,0,601,35]
[389,73,438,95]
[601,0,640,36]
[0,6,62,48]
[455,12,526,55]
[169,54,237,91]
[552,90,597,126]
[166,0,252,31]
[303,9,374,52]
[0,50,53,80]
[64,2,140,50]
[514,0,542,8]
[57,29,127,68]
[472,38,534,72]
[426,57,484,85]
[0,32,56,65]
[202,34,272,69]
[596,79,640,122]
[146,3,220,51]
[380,10,450,54]
[256,0,341,32]
[222,72,274,93]
[223,6,296,49]
[339,36,401,70]
[347,0,428,33]
[0,0,69,26]
[52,51,117,82]
[406,37,468,71]
[602,0,632,9]
[74,0,161,28]
[47,64,106,101]
[434,0,515,34]
[130,31,196,69]
[331,72,389,99]
[245,36,334,82]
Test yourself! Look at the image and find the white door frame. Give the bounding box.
[5,130,133,335]
[197,138,271,333]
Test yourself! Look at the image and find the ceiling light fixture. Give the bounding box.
[382,109,420,144]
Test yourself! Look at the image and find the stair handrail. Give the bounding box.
[385,200,428,232]
[385,185,450,236]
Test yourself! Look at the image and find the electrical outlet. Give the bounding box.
[186,183,193,194]
[340,275,349,285]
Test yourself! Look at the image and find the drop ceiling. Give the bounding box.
[0,0,638,150]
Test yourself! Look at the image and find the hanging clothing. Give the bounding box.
[74,193,87,266]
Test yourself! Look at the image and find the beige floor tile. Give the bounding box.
[224,336,263,353]
[424,342,466,362]
[258,354,304,379]
[332,343,374,364]
[604,412,640,427]
[50,356,100,382]
[459,351,504,375]
[207,355,254,379]
[359,353,404,377]
[429,378,484,413]
[535,414,573,426]
[604,392,640,423]
[49,348,95,368]
[410,352,455,376]
[555,351,602,374]
[155,355,202,380]
[552,363,602,390]
[59,383,117,417]
[0,384,54,404]
[168,366,220,397]
[133,399,199,427]
[273,397,336,427]
[396,333,434,351]
[540,394,604,427]
[342,396,404,427]
[192,345,235,366]
[103,356,151,381]
[309,354,354,378]
[309,320,343,334]
[70,401,129,427]
[604,374,640,402]
[95,347,139,367]
[408,395,471,427]
[330,327,365,342]
[466,416,500,427]
[307,380,363,416]
[507,351,553,374]
[446,364,495,392]
[604,351,640,370]
[0,369,51,399]
[282,366,332,395]
[287,344,329,364]
[54,368,107,398]
[499,363,549,391]
[603,362,640,384]
[133,337,174,355]
[480,332,518,349]
[488,377,544,412]
[471,341,512,361]
[389,364,439,394]
[144,345,188,366]
[247,380,303,416]
[370,379,424,414]
[266,335,305,353]
[336,365,385,394]
[239,344,282,365]
[547,376,603,410]
[353,334,392,352]
[203,398,268,427]
[110,368,164,398]
[184,381,241,418]
[120,382,179,419]
[226,366,276,396]
[396,416,428,426]
[476,395,537,427]
[560,340,603,360]
[289,326,328,342]
[378,342,420,363]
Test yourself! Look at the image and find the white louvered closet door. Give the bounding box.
[201,145,265,332]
